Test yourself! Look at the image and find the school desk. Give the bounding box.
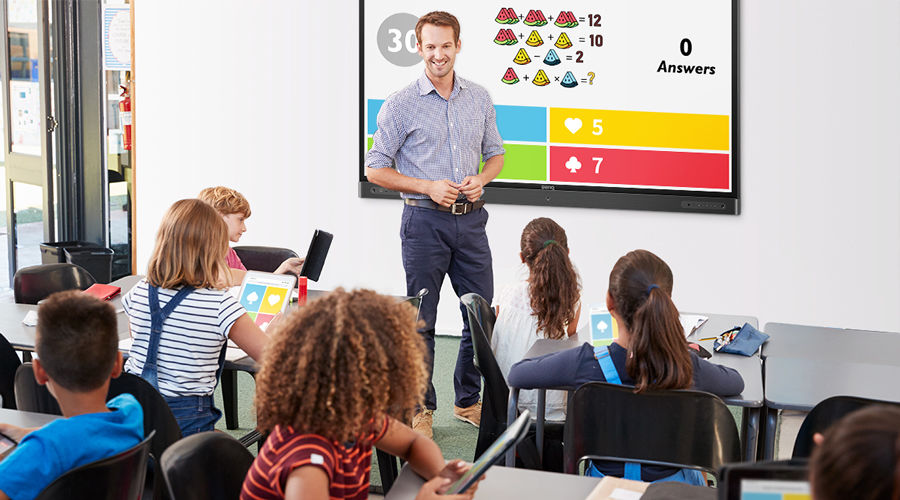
[0,407,60,428]
[506,313,763,466]
[384,463,602,500]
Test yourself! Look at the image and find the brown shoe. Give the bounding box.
[412,409,434,440]
[453,401,482,427]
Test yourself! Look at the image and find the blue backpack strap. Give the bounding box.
[593,346,640,480]
[141,285,195,389]
[593,346,622,385]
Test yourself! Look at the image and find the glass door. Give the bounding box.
[0,0,54,287]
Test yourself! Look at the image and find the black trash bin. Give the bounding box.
[64,247,114,284]
[39,241,101,265]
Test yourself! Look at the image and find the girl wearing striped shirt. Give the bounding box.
[241,289,480,500]
[123,199,269,436]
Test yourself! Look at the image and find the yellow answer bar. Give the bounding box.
[549,107,729,151]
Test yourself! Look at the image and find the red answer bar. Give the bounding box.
[549,146,730,190]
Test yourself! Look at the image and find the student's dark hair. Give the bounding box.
[415,11,461,44]
[254,288,428,443]
[36,290,119,392]
[608,249,692,393]
[520,217,581,340]
[810,405,900,500]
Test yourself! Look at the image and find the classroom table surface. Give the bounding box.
[384,463,602,500]
[0,408,61,428]
[762,322,900,365]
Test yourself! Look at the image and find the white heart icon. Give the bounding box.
[565,156,582,173]
[267,294,281,306]
[246,291,259,304]
[564,117,582,134]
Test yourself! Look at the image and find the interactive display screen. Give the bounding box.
[359,0,739,214]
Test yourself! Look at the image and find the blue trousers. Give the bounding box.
[401,204,493,410]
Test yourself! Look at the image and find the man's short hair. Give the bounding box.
[36,290,119,392]
[415,11,460,45]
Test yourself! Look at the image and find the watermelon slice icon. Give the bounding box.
[526,30,543,47]
[566,11,579,28]
[561,71,578,88]
[495,7,520,24]
[532,69,550,86]
[543,49,561,66]
[501,67,520,85]
[494,28,518,45]
[513,48,531,65]
[555,32,573,49]
[506,29,518,45]
[554,11,579,28]
[523,9,548,27]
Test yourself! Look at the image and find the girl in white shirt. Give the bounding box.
[491,217,584,422]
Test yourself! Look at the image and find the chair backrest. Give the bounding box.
[160,431,254,500]
[15,363,62,414]
[460,293,509,460]
[0,333,21,409]
[13,263,96,304]
[563,382,741,476]
[35,430,155,500]
[792,395,900,458]
[232,246,298,273]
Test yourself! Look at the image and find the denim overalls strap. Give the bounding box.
[141,285,195,390]
[593,346,640,480]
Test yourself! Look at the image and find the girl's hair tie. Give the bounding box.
[646,284,660,295]
[542,239,558,248]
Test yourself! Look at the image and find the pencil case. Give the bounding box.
[714,322,769,356]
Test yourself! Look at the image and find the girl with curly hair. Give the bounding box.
[491,217,584,423]
[241,288,480,500]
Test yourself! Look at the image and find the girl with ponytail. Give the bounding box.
[508,249,743,483]
[492,218,584,422]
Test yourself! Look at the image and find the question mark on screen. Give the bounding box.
[588,72,595,85]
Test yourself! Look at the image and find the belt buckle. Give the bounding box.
[450,202,468,215]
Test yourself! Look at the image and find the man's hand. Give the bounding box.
[458,176,484,202]
[428,180,461,207]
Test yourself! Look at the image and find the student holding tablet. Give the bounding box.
[198,186,303,285]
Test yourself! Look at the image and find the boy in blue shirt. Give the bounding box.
[0,290,144,500]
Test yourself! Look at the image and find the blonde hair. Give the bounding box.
[147,199,230,289]
[197,186,251,218]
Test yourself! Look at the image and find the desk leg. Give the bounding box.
[763,406,779,460]
[506,388,519,467]
[222,369,239,430]
[536,389,546,468]
[22,351,32,363]
[741,407,760,462]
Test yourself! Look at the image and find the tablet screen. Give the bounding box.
[0,432,16,454]
[445,409,532,495]
[740,479,810,500]
[238,271,296,330]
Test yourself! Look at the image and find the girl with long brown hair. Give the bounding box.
[123,199,270,436]
[508,249,743,483]
[492,217,583,422]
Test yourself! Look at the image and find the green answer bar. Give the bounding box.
[368,138,547,182]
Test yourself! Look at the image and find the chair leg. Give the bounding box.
[222,369,239,430]
[376,449,399,493]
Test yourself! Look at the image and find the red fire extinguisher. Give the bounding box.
[119,85,132,151]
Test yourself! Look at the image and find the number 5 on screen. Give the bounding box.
[592,119,603,135]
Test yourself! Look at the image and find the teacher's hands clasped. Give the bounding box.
[427,177,484,207]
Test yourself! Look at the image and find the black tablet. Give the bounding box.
[298,229,333,282]
[719,460,810,500]
[444,409,532,495]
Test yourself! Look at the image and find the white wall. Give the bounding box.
[133,0,900,334]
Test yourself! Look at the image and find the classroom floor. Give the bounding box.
[213,336,803,492]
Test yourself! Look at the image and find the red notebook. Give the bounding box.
[83,283,121,301]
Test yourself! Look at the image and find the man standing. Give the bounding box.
[365,11,504,439]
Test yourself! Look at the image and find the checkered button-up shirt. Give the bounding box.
[366,72,505,199]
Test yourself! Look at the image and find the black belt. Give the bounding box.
[404,198,485,215]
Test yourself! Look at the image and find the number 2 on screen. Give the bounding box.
[593,157,604,173]
[592,119,603,135]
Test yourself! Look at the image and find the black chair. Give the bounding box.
[563,382,741,479]
[0,333,21,409]
[13,263,96,305]
[160,432,253,500]
[15,365,181,500]
[791,395,900,458]
[35,430,155,500]
[232,246,299,273]
[460,293,509,460]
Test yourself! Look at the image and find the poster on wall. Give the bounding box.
[360,1,740,214]
[103,6,131,71]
